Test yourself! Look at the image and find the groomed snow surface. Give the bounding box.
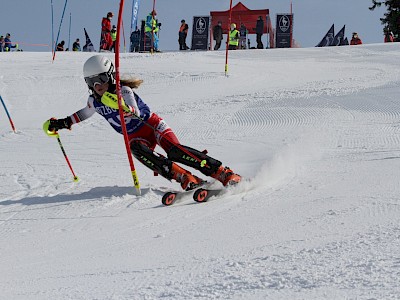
[1,44,400,299]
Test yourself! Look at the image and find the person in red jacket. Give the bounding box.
[178,19,189,50]
[350,32,363,45]
[100,12,114,51]
[384,31,394,43]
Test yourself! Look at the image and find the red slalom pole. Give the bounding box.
[116,0,141,195]
[0,95,16,133]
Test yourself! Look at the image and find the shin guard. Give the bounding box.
[167,145,222,176]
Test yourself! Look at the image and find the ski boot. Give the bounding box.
[212,166,242,186]
[171,163,206,191]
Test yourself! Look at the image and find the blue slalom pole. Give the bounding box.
[51,0,54,56]
[52,0,68,62]
[0,95,16,133]
[68,13,71,50]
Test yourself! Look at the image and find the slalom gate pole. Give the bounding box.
[151,0,156,53]
[122,19,126,52]
[51,0,54,58]
[55,134,79,182]
[224,0,233,76]
[116,0,141,195]
[0,95,16,133]
[68,13,71,50]
[52,0,68,62]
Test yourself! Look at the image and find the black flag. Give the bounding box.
[316,24,334,47]
[83,28,96,52]
[331,25,346,46]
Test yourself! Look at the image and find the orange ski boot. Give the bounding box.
[212,166,242,186]
[171,163,205,191]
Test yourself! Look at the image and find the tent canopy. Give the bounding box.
[210,2,270,34]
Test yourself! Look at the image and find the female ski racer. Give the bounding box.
[43,55,241,191]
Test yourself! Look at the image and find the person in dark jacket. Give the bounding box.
[56,40,65,51]
[213,21,223,50]
[130,29,141,52]
[4,33,18,52]
[239,23,248,49]
[178,19,189,50]
[0,36,4,52]
[255,16,264,49]
[72,38,81,51]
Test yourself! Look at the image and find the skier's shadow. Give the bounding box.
[0,186,165,206]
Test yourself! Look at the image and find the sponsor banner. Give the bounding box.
[191,16,210,50]
[276,14,293,48]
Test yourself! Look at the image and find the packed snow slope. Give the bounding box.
[1,44,400,300]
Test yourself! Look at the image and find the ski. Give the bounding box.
[161,182,211,206]
[161,177,242,206]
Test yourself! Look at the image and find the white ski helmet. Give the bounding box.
[83,55,115,88]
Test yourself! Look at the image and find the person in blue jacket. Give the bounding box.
[43,56,241,191]
[4,33,18,51]
[145,10,160,52]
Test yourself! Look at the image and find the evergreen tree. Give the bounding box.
[369,0,400,41]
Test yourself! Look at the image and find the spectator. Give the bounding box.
[228,23,239,50]
[100,12,114,51]
[350,32,362,45]
[0,36,4,52]
[255,16,264,49]
[56,40,65,51]
[110,25,117,52]
[239,23,248,49]
[72,38,81,51]
[213,21,223,50]
[145,10,160,52]
[130,29,141,52]
[384,31,394,43]
[4,33,18,52]
[178,19,189,50]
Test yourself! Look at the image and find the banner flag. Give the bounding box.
[131,0,140,32]
[316,24,334,47]
[83,28,96,52]
[331,25,346,46]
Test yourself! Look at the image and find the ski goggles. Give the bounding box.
[84,71,115,88]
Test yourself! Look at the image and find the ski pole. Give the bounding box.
[44,120,79,182]
[0,95,16,133]
[55,134,79,182]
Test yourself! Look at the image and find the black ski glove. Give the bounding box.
[48,117,72,132]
